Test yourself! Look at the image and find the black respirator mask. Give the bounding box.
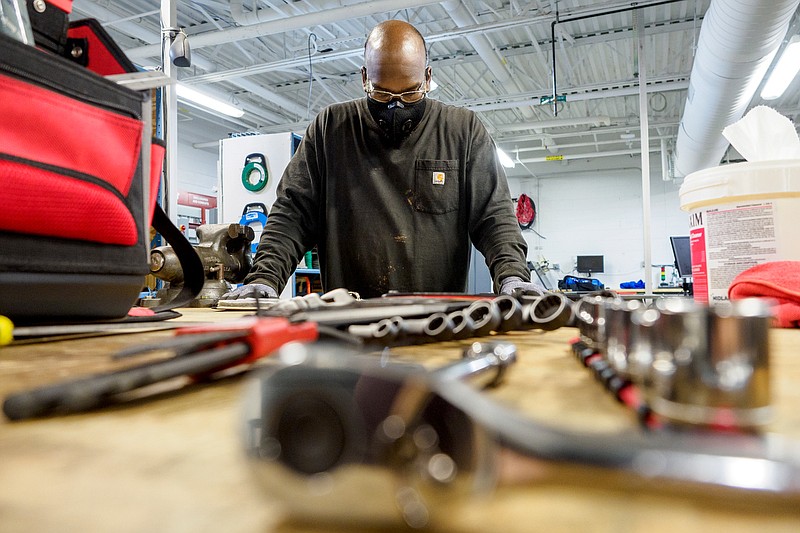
[367,97,427,146]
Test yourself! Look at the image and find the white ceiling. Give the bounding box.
[72,0,800,180]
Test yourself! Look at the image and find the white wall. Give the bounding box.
[218,133,296,224]
[177,142,218,196]
[508,158,689,290]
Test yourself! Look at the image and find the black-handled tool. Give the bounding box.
[3,343,250,419]
[3,317,318,420]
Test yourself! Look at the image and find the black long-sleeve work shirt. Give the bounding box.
[244,97,530,298]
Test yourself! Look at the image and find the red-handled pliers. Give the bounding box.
[173,317,318,368]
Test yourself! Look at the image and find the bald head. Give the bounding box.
[362,20,430,96]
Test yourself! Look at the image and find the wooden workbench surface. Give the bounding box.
[1,308,799,532]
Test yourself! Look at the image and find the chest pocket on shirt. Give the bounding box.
[413,159,459,214]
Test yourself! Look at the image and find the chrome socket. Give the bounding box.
[573,294,614,350]
[630,298,773,428]
[603,298,644,380]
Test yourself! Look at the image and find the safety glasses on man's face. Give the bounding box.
[363,78,428,104]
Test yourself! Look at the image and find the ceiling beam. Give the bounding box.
[126,0,444,59]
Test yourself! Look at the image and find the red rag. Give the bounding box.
[728,261,800,328]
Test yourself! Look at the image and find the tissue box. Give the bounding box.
[679,160,800,304]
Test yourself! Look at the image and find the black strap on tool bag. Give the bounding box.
[150,204,204,313]
[26,0,72,55]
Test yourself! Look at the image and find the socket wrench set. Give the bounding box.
[573,294,774,429]
[242,311,800,529]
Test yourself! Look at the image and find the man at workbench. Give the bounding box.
[223,19,541,300]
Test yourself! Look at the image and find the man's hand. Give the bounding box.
[499,276,545,296]
[221,283,278,300]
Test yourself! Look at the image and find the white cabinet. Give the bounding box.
[218,133,303,299]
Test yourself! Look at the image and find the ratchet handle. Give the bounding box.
[3,343,249,420]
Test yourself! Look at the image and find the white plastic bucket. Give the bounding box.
[679,160,800,304]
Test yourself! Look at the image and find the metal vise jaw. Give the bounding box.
[150,223,255,307]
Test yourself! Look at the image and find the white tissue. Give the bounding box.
[722,106,800,162]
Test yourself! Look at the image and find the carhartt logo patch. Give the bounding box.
[432,171,445,185]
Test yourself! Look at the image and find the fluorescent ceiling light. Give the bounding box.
[496,147,515,168]
[176,83,245,118]
[761,35,800,100]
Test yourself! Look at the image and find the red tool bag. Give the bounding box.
[0,24,201,323]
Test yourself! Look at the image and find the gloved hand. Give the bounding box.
[499,276,545,296]
[221,283,278,300]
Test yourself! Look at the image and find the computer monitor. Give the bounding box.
[670,236,692,278]
[576,255,604,275]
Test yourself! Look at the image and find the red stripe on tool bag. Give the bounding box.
[67,20,137,76]
[148,140,166,223]
[0,74,142,196]
[47,0,73,13]
[0,159,138,245]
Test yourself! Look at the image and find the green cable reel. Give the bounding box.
[242,153,269,192]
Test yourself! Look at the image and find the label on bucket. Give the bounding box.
[689,230,708,302]
[688,201,782,304]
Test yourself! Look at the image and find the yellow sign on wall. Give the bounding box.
[545,155,564,161]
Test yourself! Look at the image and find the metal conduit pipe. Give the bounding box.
[517,146,661,164]
[661,138,672,181]
[673,0,799,177]
[494,116,611,131]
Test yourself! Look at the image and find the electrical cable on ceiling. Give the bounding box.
[306,33,318,120]
[514,149,539,180]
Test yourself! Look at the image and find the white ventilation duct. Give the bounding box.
[673,0,799,177]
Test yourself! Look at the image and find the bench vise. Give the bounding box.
[149,223,255,307]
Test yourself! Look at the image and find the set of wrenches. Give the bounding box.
[346,293,574,344]
[573,294,774,429]
[256,287,774,429]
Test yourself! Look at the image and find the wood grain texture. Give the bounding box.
[1,309,799,532]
